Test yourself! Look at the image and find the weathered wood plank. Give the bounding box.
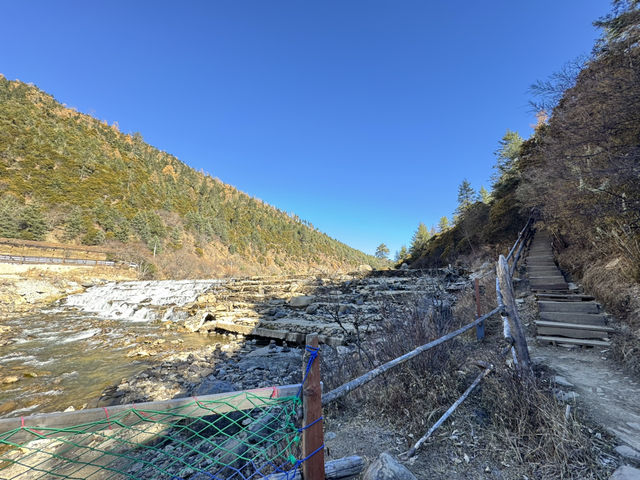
[535,320,613,332]
[405,364,493,457]
[537,336,610,347]
[214,321,344,346]
[536,326,608,339]
[539,312,607,326]
[535,293,595,302]
[0,384,301,441]
[322,306,502,405]
[538,301,599,313]
[497,255,531,373]
[267,456,365,480]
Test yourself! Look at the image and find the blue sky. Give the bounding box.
[1,1,610,257]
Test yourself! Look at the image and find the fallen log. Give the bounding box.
[266,455,365,480]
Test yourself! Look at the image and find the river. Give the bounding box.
[0,279,232,418]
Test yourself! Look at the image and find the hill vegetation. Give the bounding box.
[406,0,640,374]
[0,77,381,278]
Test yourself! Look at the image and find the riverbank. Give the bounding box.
[0,263,136,320]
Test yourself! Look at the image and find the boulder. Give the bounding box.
[193,377,235,396]
[363,452,417,480]
[611,466,640,480]
[183,314,207,332]
[358,264,373,272]
[289,295,315,308]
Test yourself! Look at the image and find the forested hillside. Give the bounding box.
[408,0,640,373]
[0,77,381,277]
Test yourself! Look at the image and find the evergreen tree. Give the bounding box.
[395,245,408,262]
[375,243,390,259]
[456,179,476,216]
[0,195,21,238]
[492,130,524,194]
[409,223,431,256]
[438,216,450,232]
[17,205,47,240]
[479,186,492,203]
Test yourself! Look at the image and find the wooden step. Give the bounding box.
[530,275,566,281]
[527,253,554,263]
[532,286,570,293]
[535,293,595,302]
[535,320,613,332]
[536,336,610,347]
[530,282,569,290]
[528,271,563,277]
[539,311,607,326]
[528,272,563,278]
[527,261,558,267]
[535,321,612,339]
[538,301,599,313]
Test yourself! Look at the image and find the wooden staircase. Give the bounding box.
[527,231,612,347]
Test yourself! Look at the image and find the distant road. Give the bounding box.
[0,254,116,267]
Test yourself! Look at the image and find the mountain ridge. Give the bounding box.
[0,76,383,278]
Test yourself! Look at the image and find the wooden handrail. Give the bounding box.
[506,216,534,261]
[322,306,502,406]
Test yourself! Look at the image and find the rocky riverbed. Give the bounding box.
[91,269,468,408]
[97,338,344,407]
[0,268,467,417]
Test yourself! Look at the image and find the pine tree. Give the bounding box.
[17,205,47,241]
[456,179,476,216]
[479,186,492,203]
[395,245,408,262]
[409,223,431,256]
[0,195,21,238]
[438,216,450,232]
[375,243,390,259]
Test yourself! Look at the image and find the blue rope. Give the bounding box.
[298,416,323,432]
[297,345,319,397]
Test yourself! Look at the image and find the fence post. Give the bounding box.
[302,333,325,480]
[496,256,531,374]
[475,278,484,340]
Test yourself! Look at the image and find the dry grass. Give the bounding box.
[558,249,640,377]
[480,363,614,479]
[322,281,615,479]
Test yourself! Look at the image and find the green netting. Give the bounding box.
[0,391,303,480]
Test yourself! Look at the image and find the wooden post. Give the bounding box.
[496,255,531,374]
[475,278,484,340]
[302,334,325,480]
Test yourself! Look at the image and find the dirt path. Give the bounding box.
[529,342,640,452]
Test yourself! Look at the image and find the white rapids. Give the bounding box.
[64,279,227,322]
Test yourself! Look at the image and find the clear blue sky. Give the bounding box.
[1,1,610,257]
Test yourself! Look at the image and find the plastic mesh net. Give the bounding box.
[0,391,302,480]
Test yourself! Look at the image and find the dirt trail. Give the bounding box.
[530,342,640,452]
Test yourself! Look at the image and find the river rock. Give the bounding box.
[237,346,300,373]
[289,295,315,308]
[364,452,417,480]
[193,377,235,396]
[1,376,19,384]
[611,466,640,480]
[616,445,640,465]
[305,303,320,314]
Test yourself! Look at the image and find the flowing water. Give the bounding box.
[0,279,232,418]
